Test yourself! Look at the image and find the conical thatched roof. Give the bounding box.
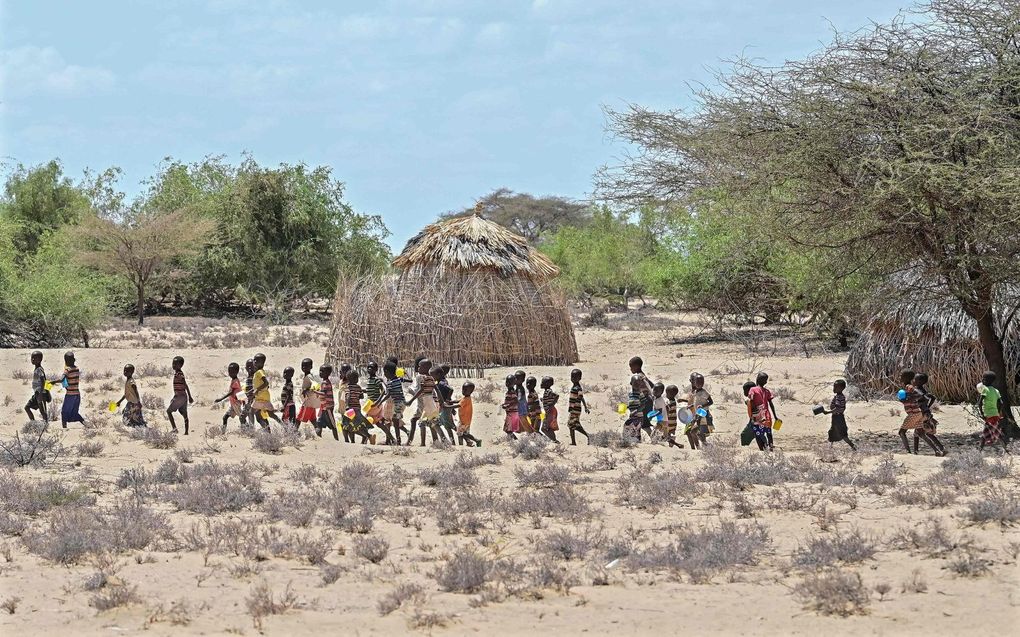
[392,212,559,280]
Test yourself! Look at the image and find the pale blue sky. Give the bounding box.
[1,0,903,248]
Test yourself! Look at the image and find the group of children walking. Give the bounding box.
[20,350,1013,454]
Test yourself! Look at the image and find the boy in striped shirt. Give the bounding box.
[378,360,410,444]
[566,368,591,445]
[60,351,86,428]
[167,355,194,434]
[315,363,339,440]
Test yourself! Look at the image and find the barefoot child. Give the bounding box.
[514,370,532,434]
[166,356,194,434]
[502,375,519,441]
[458,381,482,447]
[217,362,244,432]
[742,380,764,449]
[624,374,645,442]
[913,372,945,456]
[296,359,320,428]
[687,372,714,447]
[567,368,591,445]
[251,353,282,429]
[117,364,146,428]
[748,372,779,451]
[822,379,856,451]
[280,366,296,428]
[664,384,684,448]
[629,356,656,438]
[378,361,410,445]
[364,362,392,444]
[345,369,372,444]
[977,371,1009,452]
[243,359,257,428]
[25,351,50,422]
[408,360,440,446]
[336,363,352,443]
[407,355,428,443]
[540,376,560,444]
[897,369,925,454]
[526,376,543,437]
[59,351,86,429]
[315,364,339,440]
[435,366,458,443]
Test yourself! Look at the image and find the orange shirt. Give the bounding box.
[459,396,473,428]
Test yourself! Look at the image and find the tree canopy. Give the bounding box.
[442,188,592,245]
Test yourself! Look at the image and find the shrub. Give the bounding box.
[434,549,493,593]
[514,463,571,488]
[792,528,876,568]
[251,427,302,454]
[628,521,769,582]
[23,507,108,564]
[263,490,318,527]
[509,435,552,460]
[0,429,64,467]
[418,464,477,489]
[245,579,298,630]
[353,536,389,564]
[89,584,141,612]
[377,582,426,616]
[454,451,501,469]
[794,569,870,616]
[947,550,991,577]
[616,468,701,511]
[165,462,265,515]
[540,526,603,561]
[964,486,1020,525]
[501,485,593,522]
[0,476,95,516]
[76,440,104,457]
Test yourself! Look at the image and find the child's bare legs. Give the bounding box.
[842,436,857,451]
[408,417,419,446]
[765,428,774,451]
[568,425,589,445]
[898,428,913,453]
[167,406,188,434]
[221,412,231,433]
[686,431,700,449]
[544,429,559,444]
[461,432,481,447]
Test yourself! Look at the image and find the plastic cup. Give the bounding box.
[396,369,405,378]
[812,405,825,416]
[617,403,627,415]
[897,389,907,401]
[108,401,117,413]
[345,408,356,419]
[773,418,783,431]
[696,408,708,418]
[44,381,53,391]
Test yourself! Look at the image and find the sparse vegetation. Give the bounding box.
[794,569,870,616]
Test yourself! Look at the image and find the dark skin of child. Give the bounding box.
[365,362,396,445]
[911,373,945,456]
[25,351,47,422]
[408,358,443,446]
[315,364,339,441]
[116,364,136,409]
[437,365,458,443]
[629,356,656,440]
[567,368,591,445]
[459,381,482,447]
[59,352,85,429]
[742,381,764,450]
[691,373,713,446]
[753,373,779,451]
[978,371,1010,452]
[898,369,918,453]
[433,366,459,445]
[281,366,296,428]
[346,370,371,444]
[526,376,543,437]
[821,380,857,451]
[167,356,194,434]
[217,362,243,432]
[253,353,283,426]
[502,375,519,441]
[335,363,353,443]
[539,376,559,444]
[664,384,685,449]
[407,357,430,444]
[377,361,411,444]
[624,374,646,441]
[244,359,267,430]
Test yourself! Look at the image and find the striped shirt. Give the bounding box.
[64,366,80,396]
[829,392,846,416]
[33,367,45,393]
[502,389,517,414]
[665,399,678,427]
[527,390,541,419]
[173,370,187,395]
[627,390,642,418]
[386,377,406,404]
[418,376,436,402]
[568,384,584,416]
[280,380,294,407]
[319,378,334,410]
[542,388,558,412]
[902,385,922,415]
[346,384,363,411]
[365,376,384,403]
[436,380,454,409]
[244,375,255,401]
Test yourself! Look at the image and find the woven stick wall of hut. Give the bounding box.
[327,211,579,370]
[846,293,1020,403]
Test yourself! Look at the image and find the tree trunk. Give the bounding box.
[136,283,145,326]
[974,310,1014,414]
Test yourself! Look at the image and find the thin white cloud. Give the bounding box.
[0,46,116,97]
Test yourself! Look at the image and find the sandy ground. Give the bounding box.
[0,312,1018,635]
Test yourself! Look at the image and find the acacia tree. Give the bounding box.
[78,209,215,324]
[598,0,1020,408]
[442,188,592,244]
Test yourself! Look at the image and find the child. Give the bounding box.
[977,371,1009,452]
[218,362,244,432]
[539,376,560,444]
[24,351,49,422]
[345,369,371,444]
[526,376,543,437]
[687,372,714,447]
[59,351,86,429]
[566,368,591,445]
[748,372,778,451]
[166,355,193,435]
[297,358,320,428]
[742,381,763,449]
[821,379,856,451]
[251,353,282,429]
[458,381,482,447]
[243,359,257,428]
[117,364,146,428]
[913,372,945,456]
[514,370,532,434]
[629,356,656,436]
[378,360,410,445]
[664,384,684,449]
[280,366,296,429]
[407,355,428,442]
[408,359,440,446]
[623,374,645,442]
[651,382,668,440]
[897,369,925,454]
[502,374,520,441]
[336,363,352,442]
[314,364,339,440]
[364,361,392,443]
[434,366,458,445]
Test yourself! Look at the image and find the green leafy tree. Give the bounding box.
[599,0,1020,405]
[0,160,93,256]
[442,188,592,245]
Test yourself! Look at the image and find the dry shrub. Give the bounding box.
[0,511,27,536]
[434,549,493,593]
[353,536,390,564]
[1,596,19,614]
[432,490,487,536]
[264,490,318,527]
[165,461,266,515]
[245,579,298,630]
[588,430,637,449]
[90,583,141,612]
[964,485,1020,525]
[792,527,876,568]
[540,526,604,561]
[935,451,1012,487]
[628,521,769,583]
[509,435,554,459]
[418,464,477,489]
[146,599,192,626]
[500,485,593,522]
[901,568,928,593]
[0,475,95,516]
[377,582,426,616]
[887,516,962,557]
[76,440,104,458]
[579,450,617,472]
[616,468,700,511]
[133,427,177,449]
[794,569,870,616]
[251,426,302,454]
[0,428,64,468]
[320,563,346,585]
[454,451,500,469]
[514,463,571,488]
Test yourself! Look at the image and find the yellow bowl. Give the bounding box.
[108,401,117,413]
[773,418,783,431]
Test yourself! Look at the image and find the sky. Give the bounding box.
[0,0,904,249]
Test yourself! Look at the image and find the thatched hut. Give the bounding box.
[327,212,579,370]
[846,291,1019,402]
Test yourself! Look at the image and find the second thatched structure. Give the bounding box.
[327,212,579,371]
[846,288,1020,403]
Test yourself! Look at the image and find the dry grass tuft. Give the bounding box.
[794,569,870,616]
